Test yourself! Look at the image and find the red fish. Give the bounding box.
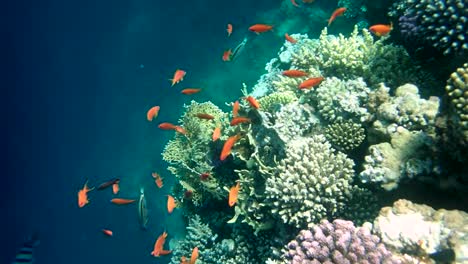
[227,23,233,37]
[151,231,172,257]
[369,23,393,37]
[328,7,346,26]
[222,49,232,61]
[228,181,240,207]
[282,70,308,77]
[299,77,324,89]
[212,127,221,141]
[167,195,176,213]
[220,134,241,161]
[230,117,251,126]
[170,69,186,86]
[190,247,199,264]
[174,126,187,135]
[196,113,215,120]
[245,96,260,109]
[181,88,201,95]
[78,180,94,208]
[147,106,160,121]
[291,0,299,7]
[285,33,297,43]
[158,122,177,130]
[110,198,136,205]
[112,182,119,194]
[248,24,273,34]
[152,172,163,188]
[232,100,240,117]
[97,178,120,191]
[102,229,113,237]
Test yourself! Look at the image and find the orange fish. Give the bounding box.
[112,182,119,194]
[232,100,240,117]
[181,256,189,264]
[147,106,160,122]
[220,134,241,161]
[299,77,324,89]
[328,7,346,26]
[282,69,308,77]
[291,0,299,7]
[230,117,251,126]
[181,88,201,95]
[285,33,297,43]
[196,113,215,120]
[212,127,221,141]
[245,96,260,109]
[167,195,176,213]
[369,23,393,37]
[228,181,240,207]
[152,172,164,188]
[78,180,94,208]
[110,198,136,205]
[158,122,177,130]
[170,69,186,86]
[248,24,273,34]
[190,247,199,264]
[151,231,172,257]
[222,49,232,61]
[174,126,187,135]
[227,23,233,37]
[102,229,113,237]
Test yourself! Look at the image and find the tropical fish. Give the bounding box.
[170,69,186,86]
[181,256,189,264]
[228,181,240,207]
[227,23,233,37]
[220,134,241,161]
[78,180,94,208]
[152,172,164,188]
[282,69,308,77]
[232,100,240,117]
[290,0,299,7]
[110,198,136,205]
[369,23,393,37]
[222,49,232,61]
[158,122,177,130]
[147,106,160,121]
[181,88,201,95]
[212,127,221,141]
[195,113,215,120]
[328,7,346,26]
[97,178,119,191]
[190,247,199,264]
[299,77,324,89]
[285,33,297,43]
[12,233,40,264]
[249,24,273,34]
[102,229,113,237]
[174,126,187,135]
[167,195,176,213]
[112,182,119,194]
[138,188,149,230]
[230,117,251,126]
[245,96,260,109]
[151,231,172,257]
[230,37,247,61]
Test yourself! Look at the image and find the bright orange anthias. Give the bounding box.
[220,134,241,161]
[282,69,308,77]
[147,106,160,121]
[170,69,186,86]
[152,172,163,188]
[285,33,297,43]
[328,7,346,26]
[369,22,393,37]
[195,113,215,120]
[222,49,232,61]
[167,195,176,213]
[78,180,94,208]
[151,231,172,257]
[245,96,260,109]
[232,100,240,117]
[248,24,273,34]
[230,117,251,126]
[299,77,324,89]
[227,23,233,37]
[181,88,201,95]
[212,127,221,141]
[228,181,241,207]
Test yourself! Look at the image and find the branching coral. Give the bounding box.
[446,62,468,144]
[324,120,366,152]
[265,135,355,229]
[257,91,298,113]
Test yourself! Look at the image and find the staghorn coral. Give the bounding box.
[446,62,468,144]
[265,135,355,229]
[373,199,468,263]
[283,219,400,263]
[324,120,366,152]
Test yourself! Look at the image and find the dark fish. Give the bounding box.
[12,232,40,264]
[138,188,148,230]
[97,178,120,190]
[230,37,248,61]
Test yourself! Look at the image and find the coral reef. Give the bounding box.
[324,120,366,152]
[445,62,468,144]
[283,219,399,263]
[265,135,355,228]
[257,91,298,113]
[373,199,468,263]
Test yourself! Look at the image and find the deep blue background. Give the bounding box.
[5,0,279,263]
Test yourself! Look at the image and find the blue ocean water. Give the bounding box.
[6,0,468,263]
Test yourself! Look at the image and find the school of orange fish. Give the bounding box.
[77,3,393,262]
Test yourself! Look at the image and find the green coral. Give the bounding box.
[446,62,468,144]
[324,120,365,152]
[265,135,355,229]
[257,91,298,112]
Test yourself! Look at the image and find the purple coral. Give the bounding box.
[283,219,400,264]
[398,14,422,43]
